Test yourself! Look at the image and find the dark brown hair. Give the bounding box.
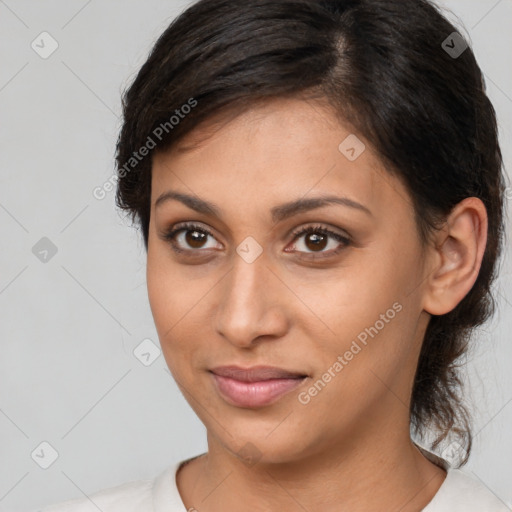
[115,0,506,465]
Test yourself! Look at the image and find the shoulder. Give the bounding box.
[424,468,511,512]
[40,477,154,512]
[37,457,196,512]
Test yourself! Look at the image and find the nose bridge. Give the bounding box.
[215,252,287,346]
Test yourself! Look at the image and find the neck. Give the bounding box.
[178,424,446,512]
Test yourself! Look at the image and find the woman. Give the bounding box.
[42,0,509,510]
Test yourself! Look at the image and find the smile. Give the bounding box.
[210,372,307,408]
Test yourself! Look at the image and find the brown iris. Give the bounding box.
[304,232,328,251]
[186,230,207,248]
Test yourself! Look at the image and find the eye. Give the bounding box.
[161,222,351,259]
[286,224,351,258]
[161,222,222,253]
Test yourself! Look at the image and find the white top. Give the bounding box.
[40,447,511,512]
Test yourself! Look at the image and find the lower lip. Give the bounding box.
[211,373,306,408]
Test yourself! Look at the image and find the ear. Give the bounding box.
[422,197,488,316]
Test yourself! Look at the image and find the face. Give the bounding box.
[147,98,431,464]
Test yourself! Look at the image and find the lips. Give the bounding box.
[209,365,308,408]
[210,365,307,382]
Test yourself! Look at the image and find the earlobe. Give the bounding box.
[422,197,488,316]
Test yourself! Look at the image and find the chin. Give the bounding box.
[209,420,315,466]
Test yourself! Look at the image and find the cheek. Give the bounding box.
[146,242,191,329]
[146,253,182,352]
[146,253,207,375]
[146,256,170,332]
[306,243,421,362]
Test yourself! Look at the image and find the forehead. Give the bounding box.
[150,98,410,220]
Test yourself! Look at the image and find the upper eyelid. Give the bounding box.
[167,223,221,247]
[291,224,350,239]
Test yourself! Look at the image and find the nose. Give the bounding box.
[214,252,289,348]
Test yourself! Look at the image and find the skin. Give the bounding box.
[146,97,488,512]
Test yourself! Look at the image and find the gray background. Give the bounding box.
[0,1,511,511]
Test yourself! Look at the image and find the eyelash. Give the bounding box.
[163,223,352,259]
[287,225,351,258]
[162,222,351,259]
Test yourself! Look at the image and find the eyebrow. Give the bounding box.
[155,191,372,222]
